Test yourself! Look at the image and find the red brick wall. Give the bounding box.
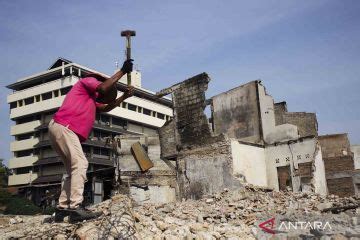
[327,177,355,197]
[324,156,355,174]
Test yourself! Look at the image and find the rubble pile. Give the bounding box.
[134,185,360,239]
[1,185,359,239]
[0,195,137,239]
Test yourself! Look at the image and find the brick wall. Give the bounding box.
[327,177,355,197]
[274,102,288,126]
[319,134,356,197]
[172,73,213,147]
[319,134,352,158]
[275,110,318,138]
[323,156,355,174]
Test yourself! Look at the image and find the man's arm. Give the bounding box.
[97,59,133,95]
[97,86,134,112]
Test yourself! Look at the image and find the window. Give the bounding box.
[17,133,33,141]
[17,115,40,124]
[93,130,101,138]
[54,90,59,97]
[60,86,72,95]
[157,113,165,120]
[18,100,23,107]
[143,108,151,116]
[93,130,110,139]
[95,114,101,123]
[24,97,34,105]
[138,107,142,113]
[42,92,52,100]
[35,95,40,102]
[83,146,91,157]
[152,111,156,117]
[93,147,109,156]
[128,104,137,111]
[16,149,33,157]
[10,102,17,109]
[100,114,110,123]
[112,117,126,127]
[16,167,32,174]
[122,102,127,108]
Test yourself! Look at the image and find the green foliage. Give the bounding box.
[0,189,42,215]
[0,159,11,188]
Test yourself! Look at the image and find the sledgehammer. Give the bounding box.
[121,30,136,85]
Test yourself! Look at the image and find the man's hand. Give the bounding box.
[123,86,135,100]
[121,59,134,74]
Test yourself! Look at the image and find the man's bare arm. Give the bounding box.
[97,86,134,112]
[97,59,133,95]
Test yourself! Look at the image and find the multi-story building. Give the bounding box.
[7,57,172,204]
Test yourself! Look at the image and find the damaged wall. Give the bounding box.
[170,73,213,148]
[115,135,177,204]
[177,139,241,199]
[257,84,299,144]
[274,102,318,138]
[211,81,262,143]
[319,134,356,197]
[351,145,360,170]
[157,73,242,199]
[264,137,327,195]
[230,141,267,187]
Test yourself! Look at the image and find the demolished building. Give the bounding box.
[157,73,329,199]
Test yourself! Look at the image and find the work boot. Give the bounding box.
[69,206,102,223]
[54,207,71,222]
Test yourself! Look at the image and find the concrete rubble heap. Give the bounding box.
[1,186,359,239]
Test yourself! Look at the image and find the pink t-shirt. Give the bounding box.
[53,77,103,142]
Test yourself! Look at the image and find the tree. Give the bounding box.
[0,159,11,188]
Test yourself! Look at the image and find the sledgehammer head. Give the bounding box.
[121,30,136,37]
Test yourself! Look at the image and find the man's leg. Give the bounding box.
[61,128,88,208]
[48,120,71,209]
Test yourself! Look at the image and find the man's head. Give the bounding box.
[85,73,117,104]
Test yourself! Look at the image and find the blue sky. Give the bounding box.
[0,0,359,164]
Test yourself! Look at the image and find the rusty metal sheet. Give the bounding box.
[131,142,154,172]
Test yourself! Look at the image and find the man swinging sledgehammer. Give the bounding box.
[50,59,134,223]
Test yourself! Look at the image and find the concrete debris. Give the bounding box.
[1,185,359,239]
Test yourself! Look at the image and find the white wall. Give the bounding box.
[313,145,328,195]
[265,138,321,192]
[351,145,360,169]
[129,185,176,204]
[257,83,298,144]
[8,156,38,168]
[11,120,41,136]
[7,76,76,103]
[10,138,39,151]
[8,172,38,186]
[231,140,268,187]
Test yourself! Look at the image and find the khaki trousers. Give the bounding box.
[48,119,88,209]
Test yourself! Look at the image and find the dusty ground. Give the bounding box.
[0,185,359,239]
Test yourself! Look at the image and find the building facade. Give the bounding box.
[7,58,173,204]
